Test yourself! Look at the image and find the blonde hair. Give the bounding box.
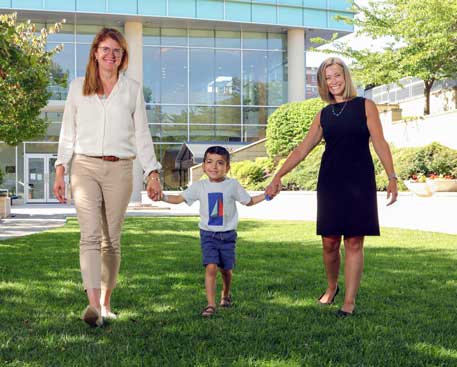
[317,57,357,103]
[83,28,129,96]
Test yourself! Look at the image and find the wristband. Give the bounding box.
[162,193,168,202]
[388,173,398,181]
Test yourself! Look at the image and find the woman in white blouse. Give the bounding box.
[53,28,162,327]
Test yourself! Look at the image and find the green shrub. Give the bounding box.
[265,98,326,158]
[413,142,457,177]
[372,146,421,190]
[372,143,457,190]
[229,142,457,192]
[229,158,276,190]
[280,145,324,190]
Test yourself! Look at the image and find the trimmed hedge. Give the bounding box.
[265,98,326,158]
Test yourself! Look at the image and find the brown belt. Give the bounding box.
[89,155,120,162]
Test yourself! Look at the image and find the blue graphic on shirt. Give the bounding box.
[208,192,223,226]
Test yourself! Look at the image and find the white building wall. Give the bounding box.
[380,110,457,149]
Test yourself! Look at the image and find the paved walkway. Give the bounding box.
[1,191,456,240]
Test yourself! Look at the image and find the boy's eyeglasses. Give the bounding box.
[98,46,123,58]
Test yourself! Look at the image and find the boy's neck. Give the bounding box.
[208,176,226,183]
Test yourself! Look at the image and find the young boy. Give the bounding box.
[161,146,267,317]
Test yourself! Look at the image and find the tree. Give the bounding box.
[0,13,65,145]
[314,0,457,115]
[265,98,326,158]
[143,86,152,103]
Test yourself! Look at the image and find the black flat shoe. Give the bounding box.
[336,308,355,317]
[317,284,339,305]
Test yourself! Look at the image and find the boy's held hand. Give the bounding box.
[265,177,282,199]
[147,179,162,201]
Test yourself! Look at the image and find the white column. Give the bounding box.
[287,28,305,102]
[124,21,144,205]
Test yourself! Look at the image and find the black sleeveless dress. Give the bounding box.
[316,97,380,236]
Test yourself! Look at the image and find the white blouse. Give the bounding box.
[55,74,161,177]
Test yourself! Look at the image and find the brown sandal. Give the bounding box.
[201,305,216,317]
[220,295,232,308]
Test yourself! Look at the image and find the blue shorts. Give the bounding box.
[200,229,237,270]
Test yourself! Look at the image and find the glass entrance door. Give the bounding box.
[25,154,59,203]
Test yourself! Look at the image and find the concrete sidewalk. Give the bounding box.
[1,191,456,240]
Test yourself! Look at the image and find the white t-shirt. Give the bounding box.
[182,178,251,232]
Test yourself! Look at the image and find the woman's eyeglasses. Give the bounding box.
[98,46,123,58]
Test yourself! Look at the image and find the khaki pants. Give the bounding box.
[71,154,133,290]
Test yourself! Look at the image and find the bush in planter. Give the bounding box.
[266,98,326,158]
[372,143,457,191]
[410,142,457,178]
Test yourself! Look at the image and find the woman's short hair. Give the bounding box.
[317,57,357,103]
[83,28,129,96]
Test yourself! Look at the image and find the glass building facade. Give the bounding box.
[0,0,353,202]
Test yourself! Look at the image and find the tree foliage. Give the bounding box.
[265,98,326,158]
[313,0,457,115]
[0,13,65,145]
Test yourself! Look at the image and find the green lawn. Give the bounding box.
[1,217,457,367]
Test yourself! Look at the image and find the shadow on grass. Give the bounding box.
[0,217,457,366]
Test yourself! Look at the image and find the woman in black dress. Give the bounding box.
[266,57,398,316]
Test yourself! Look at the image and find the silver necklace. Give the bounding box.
[331,101,348,117]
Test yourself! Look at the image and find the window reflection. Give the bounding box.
[76,44,91,77]
[160,105,188,124]
[190,49,214,105]
[267,32,286,51]
[215,30,241,49]
[48,42,74,100]
[150,124,188,143]
[190,106,214,124]
[243,50,268,105]
[161,48,188,104]
[243,124,267,142]
[161,28,187,46]
[143,47,161,103]
[143,27,160,45]
[243,106,269,125]
[146,105,161,124]
[215,106,241,125]
[76,25,103,43]
[140,29,287,147]
[243,32,268,50]
[215,50,241,105]
[189,29,215,47]
[189,125,241,142]
[268,51,287,105]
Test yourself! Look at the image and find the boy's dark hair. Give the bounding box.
[203,146,230,164]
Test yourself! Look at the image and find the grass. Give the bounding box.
[1,217,457,366]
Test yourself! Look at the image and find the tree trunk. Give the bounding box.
[423,79,435,115]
